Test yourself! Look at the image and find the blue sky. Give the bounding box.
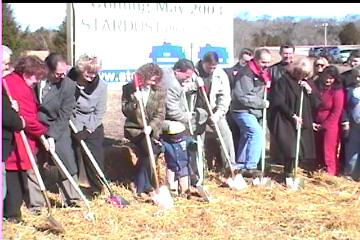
[10,3,360,32]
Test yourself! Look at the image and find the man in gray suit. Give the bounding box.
[35,53,81,207]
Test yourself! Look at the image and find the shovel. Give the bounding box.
[134,74,174,209]
[182,93,214,201]
[69,120,129,207]
[40,136,95,221]
[253,84,272,187]
[3,79,64,233]
[286,86,305,190]
[196,78,247,191]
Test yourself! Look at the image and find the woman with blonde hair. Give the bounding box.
[312,56,330,82]
[268,57,321,178]
[67,54,108,197]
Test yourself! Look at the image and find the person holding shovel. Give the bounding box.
[36,53,81,207]
[230,48,272,178]
[68,54,107,197]
[122,63,166,198]
[194,52,235,176]
[160,59,209,197]
[3,56,49,223]
[268,57,321,179]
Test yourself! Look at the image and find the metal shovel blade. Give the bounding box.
[196,185,213,202]
[227,174,248,190]
[47,215,65,233]
[253,177,272,187]
[286,177,304,190]
[152,185,174,209]
[84,211,96,221]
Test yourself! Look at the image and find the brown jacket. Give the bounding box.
[122,81,166,141]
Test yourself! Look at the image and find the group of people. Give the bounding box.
[2,43,360,222]
[123,45,360,200]
[2,46,107,223]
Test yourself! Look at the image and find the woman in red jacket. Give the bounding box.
[3,55,48,223]
[313,65,345,176]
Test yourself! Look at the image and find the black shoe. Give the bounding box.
[242,169,261,178]
[67,200,81,208]
[28,207,42,216]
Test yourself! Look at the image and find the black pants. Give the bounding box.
[74,124,105,193]
[3,170,28,219]
[132,135,163,194]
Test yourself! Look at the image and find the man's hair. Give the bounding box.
[202,51,219,64]
[280,44,295,54]
[45,53,67,72]
[14,55,47,80]
[254,48,271,60]
[239,48,254,58]
[173,58,195,72]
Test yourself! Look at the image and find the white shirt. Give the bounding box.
[141,86,151,106]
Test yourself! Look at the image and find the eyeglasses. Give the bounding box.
[54,72,66,78]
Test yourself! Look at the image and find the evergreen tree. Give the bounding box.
[2,3,25,57]
[338,22,360,45]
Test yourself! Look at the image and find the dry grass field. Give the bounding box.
[3,54,359,240]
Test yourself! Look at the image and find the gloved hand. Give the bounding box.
[144,125,152,135]
[133,91,142,101]
[47,137,55,152]
[264,100,270,109]
[75,128,91,142]
[210,111,222,123]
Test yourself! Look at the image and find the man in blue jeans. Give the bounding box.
[230,48,272,178]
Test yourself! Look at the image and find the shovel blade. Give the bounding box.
[227,174,248,190]
[152,185,174,209]
[47,215,65,233]
[253,177,272,187]
[286,177,304,190]
[196,185,213,202]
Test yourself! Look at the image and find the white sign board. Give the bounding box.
[72,3,234,86]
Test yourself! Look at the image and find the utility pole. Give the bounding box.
[66,3,74,66]
[322,23,328,46]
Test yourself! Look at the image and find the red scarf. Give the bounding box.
[247,59,272,89]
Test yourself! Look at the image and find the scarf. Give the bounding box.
[247,59,272,89]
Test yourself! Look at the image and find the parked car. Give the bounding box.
[339,49,353,64]
[308,46,342,64]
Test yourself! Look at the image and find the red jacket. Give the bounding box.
[314,88,345,130]
[3,72,48,170]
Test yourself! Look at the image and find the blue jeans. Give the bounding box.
[232,112,263,170]
[344,121,360,180]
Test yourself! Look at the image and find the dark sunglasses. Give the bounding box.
[316,63,325,67]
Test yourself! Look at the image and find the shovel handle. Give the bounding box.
[134,76,160,192]
[198,85,235,177]
[40,136,91,209]
[294,87,304,177]
[69,119,113,196]
[261,87,268,177]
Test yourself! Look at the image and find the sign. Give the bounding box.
[72,3,234,86]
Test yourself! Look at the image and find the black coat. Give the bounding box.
[268,73,321,160]
[2,88,23,161]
